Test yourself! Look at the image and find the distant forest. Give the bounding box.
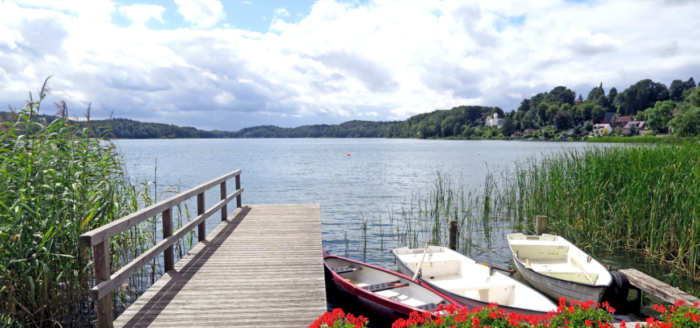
[2,76,699,139]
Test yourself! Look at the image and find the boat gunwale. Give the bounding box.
[323,252,462,314]
[389,247,557,315]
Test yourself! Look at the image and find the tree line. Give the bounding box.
[3,77,698,139]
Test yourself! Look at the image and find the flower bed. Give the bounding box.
[311,298,700,328]
[309,308,369,328]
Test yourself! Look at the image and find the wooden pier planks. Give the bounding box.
[114,204,326,328]
[620,268,700,306]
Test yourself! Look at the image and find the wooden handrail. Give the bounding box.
[80,170,244,328]
[79,169,242,247]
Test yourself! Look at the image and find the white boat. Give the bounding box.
[391,246,557,315]
[507,233,612,303]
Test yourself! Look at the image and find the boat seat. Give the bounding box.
[363,282,406,293]
[332,266,361,274]
[416,303,440,311]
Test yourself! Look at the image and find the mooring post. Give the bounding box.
[535,215,548,235]
[197,193,205,242]
[93,241,114,328]
[448,220,458,250]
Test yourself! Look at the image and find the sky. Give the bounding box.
[0,0,699,131]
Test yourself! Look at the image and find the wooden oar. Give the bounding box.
[476,261,516,274]
[412,241,430,282]
[392,283,409,289]
[567,252,594,284]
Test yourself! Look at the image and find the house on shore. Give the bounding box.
[593,123,612,136]
[612,116,631,128]
[624,121,648,135]
[485,113,504,128]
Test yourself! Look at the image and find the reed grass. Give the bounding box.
[346,142,700,287]
[512,143,700,276]
[0,80,195,327]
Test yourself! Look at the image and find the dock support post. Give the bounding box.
[163,208,174,272]
[535,215,548,235]
[94,241,114,328]
[236,175,242,208]
[198,193,205,242]
[449,220,458,250]
[220,181,227,221]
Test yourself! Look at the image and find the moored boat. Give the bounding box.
[506,233,612,303]
[391,246,557,316]
[323,252,462,320]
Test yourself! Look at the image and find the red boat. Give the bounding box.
[324,252,463,320]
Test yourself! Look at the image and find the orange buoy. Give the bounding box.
[347,153,350,156]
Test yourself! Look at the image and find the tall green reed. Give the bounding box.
[0,79,195,327]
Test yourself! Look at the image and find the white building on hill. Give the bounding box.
[485,113,505,128]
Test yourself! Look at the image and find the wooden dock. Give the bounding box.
[80,171,327,328]
[114,204,326,327]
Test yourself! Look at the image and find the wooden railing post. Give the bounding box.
[235,175,242,208]
[93,241,114,328]
[163,208,174,272]
[220,181,227,221]
[197,193,206,242]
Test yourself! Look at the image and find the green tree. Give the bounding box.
[537,103,549,121]
[501,115,516,137]
[546,104,559,124]
[687,87,700,107]
[553,111,574,131]
[647,100,675,133]
[522,110,536,129]
[544,86,576,105]
[586,83,605,103]
[614,79,669,115]
[518,99,530,112]
[580,103,594,121]
[592,105,605,123]
[671,107,700,137]
[530,93,546,110]
[583,121,593,131]
[607,87,618,109]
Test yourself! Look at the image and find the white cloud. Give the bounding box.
[242,1,252,4]
[119,4,165,25]
[274,8,290,17]
[1,0,700,130]
[174,0,225,28]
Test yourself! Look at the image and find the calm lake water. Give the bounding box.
[115,138,693,326]
[117,138,589,268]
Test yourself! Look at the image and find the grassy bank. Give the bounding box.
[586,136,696,143]
[0,81,195,327]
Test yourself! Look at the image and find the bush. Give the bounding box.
[645,130,656,136]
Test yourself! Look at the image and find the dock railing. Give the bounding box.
[79,170,244,328]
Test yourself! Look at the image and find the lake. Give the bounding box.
[117,138,589,267]
[114,138,689,326]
